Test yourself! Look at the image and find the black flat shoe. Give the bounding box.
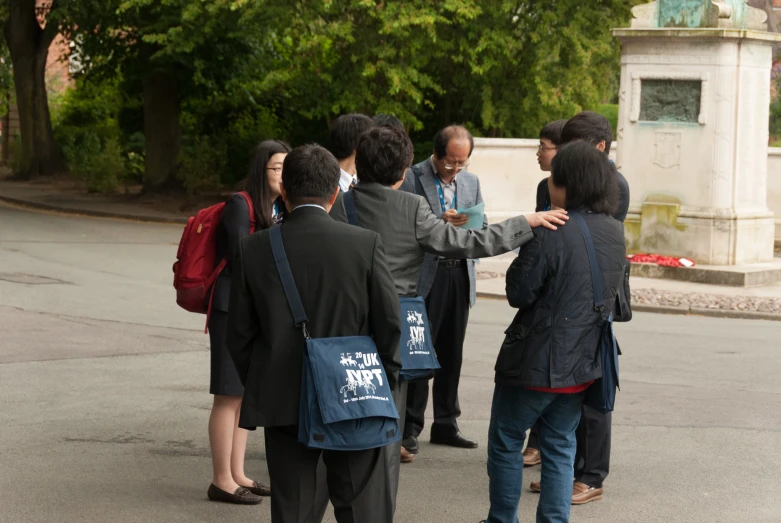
[402,435,419,454]
[207,484,263,505]
[430,427,479,449]
[242,480,271,497]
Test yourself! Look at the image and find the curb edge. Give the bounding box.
[0,194,188,225]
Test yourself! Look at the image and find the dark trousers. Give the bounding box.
[527,405,612,489]
[405,262,470,437]
[265,425,393,523]
[312,382,407,518]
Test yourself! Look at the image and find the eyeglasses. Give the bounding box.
[537,144,557,152]
[443,159,471,172]
[267,167,283,174]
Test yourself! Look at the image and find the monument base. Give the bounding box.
[624,201,776,265]
[630,258,781,287]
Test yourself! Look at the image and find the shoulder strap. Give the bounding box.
[570,211,605,311]
[343,190,360,227]
[237,191,257,232]
[268,226,310,338]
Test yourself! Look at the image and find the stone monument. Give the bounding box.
[614,0,781,277]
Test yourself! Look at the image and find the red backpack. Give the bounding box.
[173,192,256,332]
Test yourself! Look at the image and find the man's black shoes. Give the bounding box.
[401,435,419,454]
[430,425,478,449]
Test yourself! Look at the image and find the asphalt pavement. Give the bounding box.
[1,202,780,523]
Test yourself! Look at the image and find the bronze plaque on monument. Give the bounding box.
[639,80,702,123]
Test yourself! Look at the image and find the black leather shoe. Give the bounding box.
[207,484,262,505]
[402,435,419,454]
[430,426,478,449]
[242,480,271,497]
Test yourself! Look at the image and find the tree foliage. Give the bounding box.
[10,0,643,189]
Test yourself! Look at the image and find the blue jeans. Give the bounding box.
[486,384,585,523]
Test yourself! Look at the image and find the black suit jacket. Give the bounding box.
[227,206,402,429]
[213,194,251,312]
[535,170,630,223]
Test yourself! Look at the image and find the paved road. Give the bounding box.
[1,202,780,523]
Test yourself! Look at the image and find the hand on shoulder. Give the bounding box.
[524,210,568,231]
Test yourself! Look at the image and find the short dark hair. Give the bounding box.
[561,111,613,154]
[355,127,414,186]
[550,141,618,216]
[372,113,405,133]
[282,144,340,206]
[540,119,567,146]
[433,125,474,159]
[329,114,376,160]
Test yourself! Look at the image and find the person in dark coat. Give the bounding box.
[206,139,291,504]
[485,142,626,523]
[226,144,402,522]
[527,112,630,505]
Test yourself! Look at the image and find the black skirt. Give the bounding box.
[208,310,244,396]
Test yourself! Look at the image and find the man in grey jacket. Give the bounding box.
[329,126,567,512]
[403,125,486,454]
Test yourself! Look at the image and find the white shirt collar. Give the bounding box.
[292,204,327,213]
[339,168,357,192]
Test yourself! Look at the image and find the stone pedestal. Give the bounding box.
[614,1,781,265]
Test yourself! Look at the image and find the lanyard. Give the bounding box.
[433,177,456,213]
[273,201,280,217]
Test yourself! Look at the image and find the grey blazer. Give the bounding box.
[409,159,488,306]
[330,181,531,302]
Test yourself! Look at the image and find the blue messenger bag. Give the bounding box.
[269,225,400,451]
[571,211,620,413]
[343,191,441,381]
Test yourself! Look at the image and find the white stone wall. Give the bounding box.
[470,138,780,241]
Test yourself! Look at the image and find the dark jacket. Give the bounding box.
[227,206,402,429]
[212,194,252,313]
[494,211,626,388]
[212,193,285,312]
[535,170,631,222]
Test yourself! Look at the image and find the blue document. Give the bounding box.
[456,202,485,230]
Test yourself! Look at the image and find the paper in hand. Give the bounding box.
[455,202,485,230]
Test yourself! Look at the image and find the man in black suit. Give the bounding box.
[227,144,402,523]
[535,112,630,221]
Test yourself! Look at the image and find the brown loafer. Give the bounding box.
[207,484,262,505]
[242,480,271,497]
[529,481,541,493]
[572,481,603,505]
[523,447,541,467]
[400,446,415,463]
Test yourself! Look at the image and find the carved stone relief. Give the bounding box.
[653,132,682,168]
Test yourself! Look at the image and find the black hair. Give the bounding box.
[550,141,618,216]
[355,127,414,186]
[561,111,613,154]
[433,125,474,159]
[372,113,405,133]
[246,139,292,229]
[282,144,341,206]
[329,114,376,160]
[539,119,567,146]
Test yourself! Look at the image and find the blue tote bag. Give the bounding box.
[398,297,440,380]
[343,191,441,381]
[571,211,620,413]
[269,225,400,451]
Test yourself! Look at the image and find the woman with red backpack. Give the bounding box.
[206,139,291,505]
